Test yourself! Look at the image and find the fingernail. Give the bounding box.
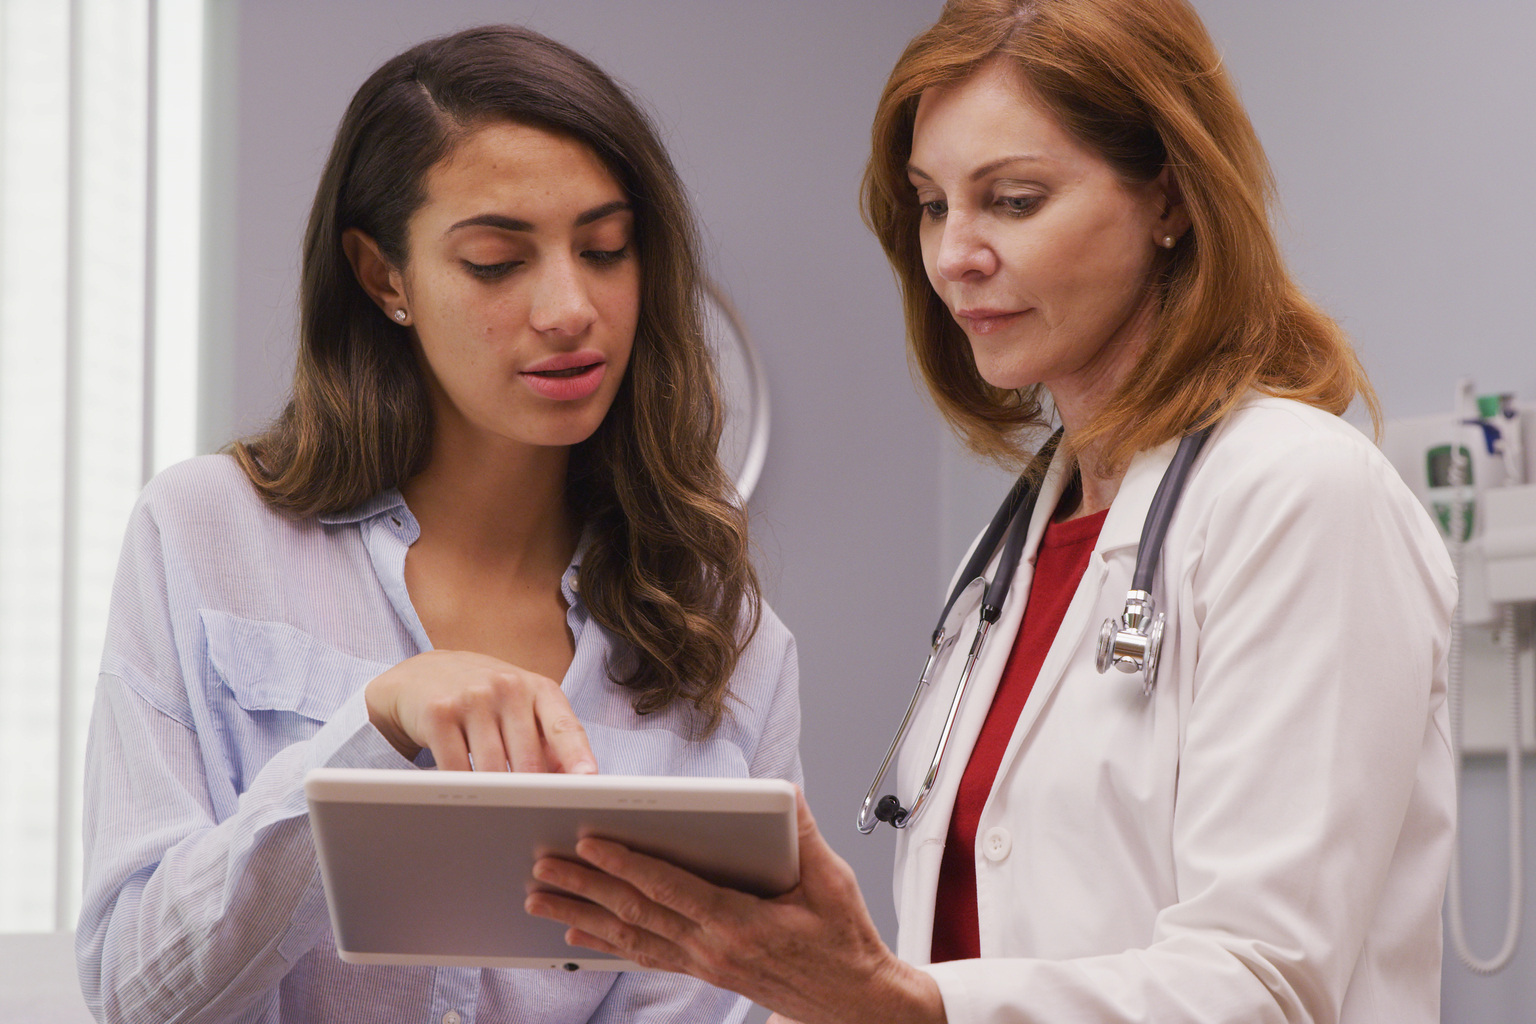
[572,761,597,775]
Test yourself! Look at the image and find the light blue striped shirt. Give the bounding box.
[77,455,801,1024]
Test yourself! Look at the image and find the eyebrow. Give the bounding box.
[446,200,632,235]
[907,154,1046,183]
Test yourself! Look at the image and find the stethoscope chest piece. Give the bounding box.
[1095,590,1164,696]
[1091,421,1217,700]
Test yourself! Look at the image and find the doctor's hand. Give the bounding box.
[364,650,596,774]
[524,788,945,1024]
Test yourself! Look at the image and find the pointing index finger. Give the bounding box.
[535,685,597,774]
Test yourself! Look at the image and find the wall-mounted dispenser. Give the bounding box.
[1382,381,1534,975]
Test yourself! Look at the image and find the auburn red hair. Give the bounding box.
[863,0,1378,471]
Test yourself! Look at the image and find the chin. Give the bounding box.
[971,360,1039,392]
[534,413,612,449]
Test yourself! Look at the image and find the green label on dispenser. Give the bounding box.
[1426,444,1475,541]
[1426,445,1473,489]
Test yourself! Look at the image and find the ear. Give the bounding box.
[1150,166,1192,249]
[342,227,412,325]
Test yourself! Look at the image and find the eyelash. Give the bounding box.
[464,261,520,280]
[582,245,631,267]
[997,195,1041,217]
[917,195,1042,220]
[462,245,631,280]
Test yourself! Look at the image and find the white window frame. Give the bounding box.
[0,0,204,934]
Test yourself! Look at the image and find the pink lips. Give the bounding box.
[519,350,607,401]
[956,307,1028,335]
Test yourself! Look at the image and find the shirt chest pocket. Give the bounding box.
[201,610,393,793]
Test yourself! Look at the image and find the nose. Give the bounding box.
[528,256,597,337]
[933,210,998,283]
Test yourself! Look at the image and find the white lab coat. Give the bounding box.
[893,396,1456,1024]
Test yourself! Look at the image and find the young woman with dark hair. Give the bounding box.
[76,25,799,1024]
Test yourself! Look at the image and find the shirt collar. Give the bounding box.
[321,488,589,605]
[317,489,409,526]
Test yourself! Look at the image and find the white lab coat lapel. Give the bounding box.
[980,439,1179,781]
[894,439,1179,963]
[893,455,1072,960]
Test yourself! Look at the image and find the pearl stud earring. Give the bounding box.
[1160,234,1177,249]
[393,309,408,322]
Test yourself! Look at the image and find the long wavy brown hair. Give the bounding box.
[232,25,757,732]
[863,0,1379,473]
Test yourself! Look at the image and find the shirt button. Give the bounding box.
[982,826,1012,862]
[442,1011,462,1024]
[568,576,579,593]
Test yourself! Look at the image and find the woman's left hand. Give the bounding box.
[523,788,945,1024]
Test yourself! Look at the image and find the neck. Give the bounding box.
[1049,299,1158,522]
[401,427,577,574]
[1057,449,1121,522]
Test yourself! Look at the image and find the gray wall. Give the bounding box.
[1194,0,1532,415]
[216,1,1533,1021]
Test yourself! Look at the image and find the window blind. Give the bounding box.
[0,0,203,932]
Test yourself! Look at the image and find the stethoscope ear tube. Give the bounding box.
[856,432,1059,834]
[856,635,952,833]
[927,433,1058,645]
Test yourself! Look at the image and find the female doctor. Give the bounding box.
[526,1,1458,1022]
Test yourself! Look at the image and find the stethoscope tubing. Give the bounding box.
[856,432,1058,834]
[1133,423,1213,592]
[857,423,1216,834]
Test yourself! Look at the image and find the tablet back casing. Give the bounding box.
[305,769,798,971]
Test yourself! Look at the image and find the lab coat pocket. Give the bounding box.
[202,610,391,790]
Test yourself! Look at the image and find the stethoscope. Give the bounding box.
[856,423,1216,834]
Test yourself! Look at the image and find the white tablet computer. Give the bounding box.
[304,768,798,972]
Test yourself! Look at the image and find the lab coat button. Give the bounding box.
[982,826,1011,862]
